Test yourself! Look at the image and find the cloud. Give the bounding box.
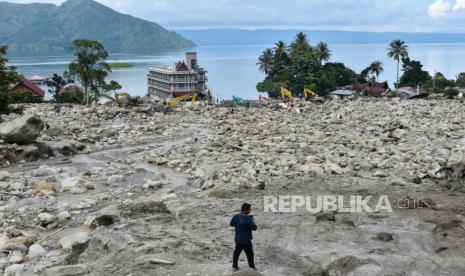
[428,0,465,18]
[5,0,465,32]
[453,0,465,10]
[428,0,451,18]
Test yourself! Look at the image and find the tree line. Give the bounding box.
[257,33,465,98]
[0,39,120,115]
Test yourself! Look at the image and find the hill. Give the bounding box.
[177,29,465,46]
[0,0,195,54]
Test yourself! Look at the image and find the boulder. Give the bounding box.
[4,264,24,276]
[0,114,44,144]
[53,140,84,155]
[28,243,47,258]
[60,232,90,251]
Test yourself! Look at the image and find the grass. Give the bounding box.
[109,62,133,69]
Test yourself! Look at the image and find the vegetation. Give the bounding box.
[0,45,22,115]
[399,58,431,88]
[109,63,134,69]
[0,0,194,55]
[66,39,121,105]
[256,32,358,98]
[387,39,409,88]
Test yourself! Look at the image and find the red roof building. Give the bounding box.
[10,79,45,97]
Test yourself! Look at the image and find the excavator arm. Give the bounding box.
[281,87,295,101]
[170,93,197,108]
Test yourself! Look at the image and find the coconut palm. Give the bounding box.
[257,48,274,75]
[290,32,311,56]
[315,42,332,64]
[274,41,288,62]
[369,60,384,81]
[387,39,409,88]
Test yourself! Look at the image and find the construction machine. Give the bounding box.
[303,88,324,102]
[232,96,251,108]
[170,93,197,108]
[281,87,295,102]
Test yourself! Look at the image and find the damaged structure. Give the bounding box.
[147,52,208,99]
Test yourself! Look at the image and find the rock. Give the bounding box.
[83,205,120,230]
[60,232,90,251]
[4,264,24,276]
[28,243,47,258]
[1,237,33,251]
[60,177,83,192]
[43,265,89,276]
[0,171,13,181]
[375,232,394,242]
[9,182,25,191]
[58,211,72,222]
[9,251,24,263]
[5,227,21,237]
[316,212,336,222]
[107,175,125,185]
[0,233,9,248]
[123,199,170,216]
[0,114,44,144]
[53,139,83,155]
[33,182,56,196]
[373,170,388,178]
[38,212,57,225]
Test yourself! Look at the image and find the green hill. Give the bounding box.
[0,0,195,54]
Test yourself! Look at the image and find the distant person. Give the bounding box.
[230,203,257,271]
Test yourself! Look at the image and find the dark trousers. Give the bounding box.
[233,241,255,269]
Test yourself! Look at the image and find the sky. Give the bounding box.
[6,0,465,32]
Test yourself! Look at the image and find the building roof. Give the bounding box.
[27,75,47,82]
[175,61,190,72]
[10,79,45,97]
[330,90,356,97]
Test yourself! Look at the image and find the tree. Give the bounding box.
[399,58,431,88]
[314,42,332,64]
[45,73,73,96]
[290,32,311,56]
[456,72,465,88]
[387,39,409,88]
[431,72,455,92]
[257,48,273,75]
[67,39,120,105]
[369,61,384,82]
[0,45,22,115]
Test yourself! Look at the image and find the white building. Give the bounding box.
[147,52,208,99]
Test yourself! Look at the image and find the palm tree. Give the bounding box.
[315,42,332,64]
[369,60,384,82]
[290,32,311,56]
[274,41,288,62]
[257,48,273,75]
[387,39,409,88]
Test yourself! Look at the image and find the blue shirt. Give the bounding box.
[230,213,257,244]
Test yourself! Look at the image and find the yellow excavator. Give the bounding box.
[303,88,324,102]
[170,93,197,108]
[281,87,295,102]
[104,92,132,107]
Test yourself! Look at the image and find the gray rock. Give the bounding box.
[0,114,44,144]
[4,264,24,276]
[28,243,47,258]
[60,232,90,250]
[38,212,57,225]
[43,265,89,276]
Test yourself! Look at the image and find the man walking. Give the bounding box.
[230,203,257,271]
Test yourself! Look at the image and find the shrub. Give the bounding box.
[9,89,43,103]
[53,91,84,104]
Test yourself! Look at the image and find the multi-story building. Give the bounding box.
[147,52,208,99]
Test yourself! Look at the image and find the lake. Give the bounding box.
[8,43,465,100]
